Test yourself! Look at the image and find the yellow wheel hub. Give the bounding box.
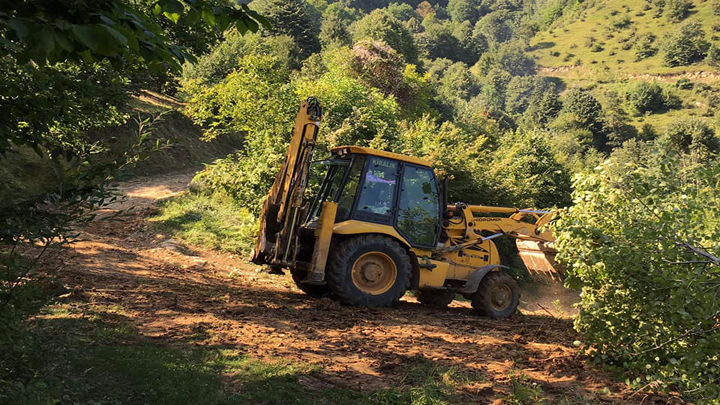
[351,252,397,295]
[490,284,512,311]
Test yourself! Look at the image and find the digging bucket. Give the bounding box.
[516,240,564,280]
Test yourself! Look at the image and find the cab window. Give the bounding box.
[355,157,398,224]
[397,165,440,246]
[335,155,365,222]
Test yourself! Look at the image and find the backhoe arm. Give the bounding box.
[251,98,322,266]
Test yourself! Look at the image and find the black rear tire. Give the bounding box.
[415,289,455,308]
[290,269,331,299]
[471,271,519,318]
[326,235,410,307]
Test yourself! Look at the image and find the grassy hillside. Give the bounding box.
[528,0,720,130]
[530,0,720,75]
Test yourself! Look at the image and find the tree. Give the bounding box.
[661,21,710,67]
[475,12,512,44]
[353,9,419,64]
[522,90,562,128]
[475,43,535,77]
[558,87,608,151]
[665,0,693,23]
[320,14,352,47]
[553,159,720,402]
[417,22,464,62]
[659,118,719,159]
[252,0,321,59]
[707,44,720,68]
[447,0,482,23]
[491,130,572,208]
[625,81,665,114]
[0,0,269,71]
[387,2,418,21]
[348,40,404,96]
[182,31,300,85]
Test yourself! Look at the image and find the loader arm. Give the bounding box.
[250,98,322,266]
[440,203,562,278]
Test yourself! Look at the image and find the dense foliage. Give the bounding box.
[554,155,720,402]
[0,0,265,323]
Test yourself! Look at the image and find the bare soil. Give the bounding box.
[53,171,676,404]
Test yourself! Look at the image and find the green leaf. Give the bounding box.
[100,24,128,46]
[71,25,100,51]
[160,0,184,23]
[6,19,29,39]
[184,8,200,25]
[235,19,248,35]
[54,32,74,52]
[201,8,216,26]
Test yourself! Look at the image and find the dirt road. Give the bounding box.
[54,171,666,404]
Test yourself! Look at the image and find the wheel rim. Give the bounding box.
[490,284,512,311]
[351,252,397,295]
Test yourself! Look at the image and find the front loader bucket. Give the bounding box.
[516,240,563,280]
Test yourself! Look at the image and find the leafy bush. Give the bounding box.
[183,54,297,140]
[181,31,300,85]
[554,159,720,402]
[349,40,404,96]
[707,45,720,68]
[634,33,658,60]
[664,0,692,22]
[353,9,419,64]
[675,77,693,90]
[661,21,711,67]
[659,117,720,159]
[625,81,665,113]
[490,130,572,208]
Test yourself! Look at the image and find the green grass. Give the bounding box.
[1,300,474,405]
[530,0,720,74]
[151,190,258,254]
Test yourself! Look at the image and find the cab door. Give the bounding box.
[395,164,442,248]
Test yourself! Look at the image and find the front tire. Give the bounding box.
[326,235,410,307]
[290,269,331,298]
[471,271,519,318]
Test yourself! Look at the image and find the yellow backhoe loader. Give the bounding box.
[251,98,561,318]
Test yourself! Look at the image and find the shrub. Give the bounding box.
[664,0,692,22]
[625,81,665,113]
[181,31,300,85]
[348,40,405,96]
[675,77,694,89]
[661,21,711,67]
[706,45,720,67]
[610,16,632,30]
[353,9,419,64]
[183,54,297,140]
[660,117,719,158]
[553,159,720,402]
[634,33,658,60]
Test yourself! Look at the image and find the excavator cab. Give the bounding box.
[306,147,442,247]
[252,98,562,318]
